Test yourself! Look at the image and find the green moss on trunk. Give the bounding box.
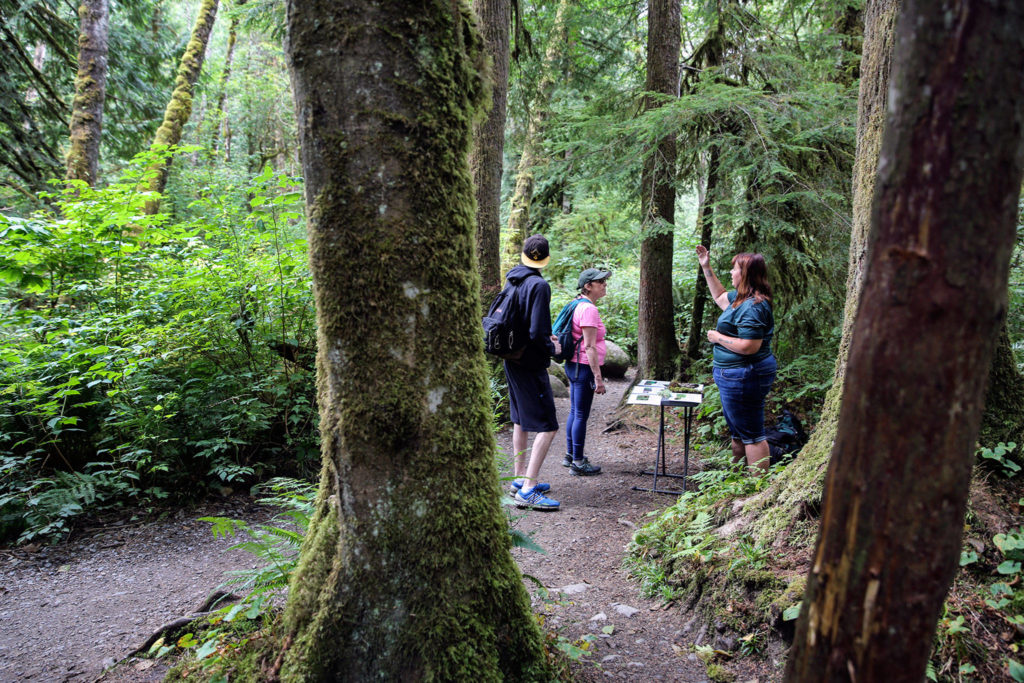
[143,0,219,214]
[280,2,548,680]
[502,0,569,270]
[65,0,109,186]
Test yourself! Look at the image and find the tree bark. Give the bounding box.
[979,322,1024,447]
[786,2,1024,680]
[503,0,569,270]
[469,0,510,301]
[683,145,720,368]
[143,0,219,214]
[280,1,548,680]
[65,0,108,186]
[636,0,681,380]
[209,9,241,154]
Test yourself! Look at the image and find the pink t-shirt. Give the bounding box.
[571,299,606,366]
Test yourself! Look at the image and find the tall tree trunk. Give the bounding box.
[636,0,681,380]
[786,1,1024,679]
[143,0,219,214]
[279,1,548,679]
[469,0,510,300]
[979,322,1024,446]
[683,145,720,369]
[503,0,569,270]
[209,11,240,154]
[65,0,108,186]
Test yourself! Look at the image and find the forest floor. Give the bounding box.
[0,372,778,682]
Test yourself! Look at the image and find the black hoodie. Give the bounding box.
[505,265,556,370]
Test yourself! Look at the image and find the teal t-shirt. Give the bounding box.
[712,291,774,368]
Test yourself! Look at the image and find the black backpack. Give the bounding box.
[551,297,584,364]
[767,410,809,465]
[482,276,534,359]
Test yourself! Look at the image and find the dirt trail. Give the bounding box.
[0,501,272,682]
[0,374,732,682]
[503,374,712,682]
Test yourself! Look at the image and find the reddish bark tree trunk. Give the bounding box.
[636,0,680,380]
[786,2,1024,681]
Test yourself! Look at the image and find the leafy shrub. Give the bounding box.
[0,155,319,543]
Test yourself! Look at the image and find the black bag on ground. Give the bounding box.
[551,298,584,364]
[766,409,808,466]
[483,282,529,359]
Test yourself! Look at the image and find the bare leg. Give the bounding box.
[746,440,770,473]
[522,430,557,489]
[512,424,529,480]
[731,438,745,466]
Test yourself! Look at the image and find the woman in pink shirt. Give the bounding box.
[562,268,611,476]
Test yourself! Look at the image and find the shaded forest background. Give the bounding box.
[2,0,1024,679]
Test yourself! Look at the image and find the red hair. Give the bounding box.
[732,253,772,308]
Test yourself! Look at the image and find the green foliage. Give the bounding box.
[201,477,316,609]
[628,450,786,601]
[0,154,317,543]
[931,523,1024,680]
[978,442,1020,478]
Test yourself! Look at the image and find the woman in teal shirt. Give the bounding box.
[696,246,777,473]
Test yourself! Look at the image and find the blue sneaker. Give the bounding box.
[509,481,551,497]
[514,487,560,510]
[561,454,573,467]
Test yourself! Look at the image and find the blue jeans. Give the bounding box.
[564,362,595,459]
[713,355,777,444]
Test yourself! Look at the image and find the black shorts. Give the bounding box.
[504,361,559,433]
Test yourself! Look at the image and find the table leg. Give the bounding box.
[634,403,685,495]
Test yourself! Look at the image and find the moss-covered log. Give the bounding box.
[65,0,108,186]
[143,0,218,214]
[280,1,549,679]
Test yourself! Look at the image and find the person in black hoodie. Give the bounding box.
[507,235,562,511]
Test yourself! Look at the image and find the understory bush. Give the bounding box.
[0,154,318,543]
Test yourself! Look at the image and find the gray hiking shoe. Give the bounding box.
[569,457,602,476]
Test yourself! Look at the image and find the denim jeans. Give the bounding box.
[564,362,595,459]
[712,354,777,444]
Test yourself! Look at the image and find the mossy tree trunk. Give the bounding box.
[279,1,548,680]
[65,0,108,186]
[209,1,243,154]
[636,0,680,380]
[503,0,569,270]
[979,323,1024,447]
[143,0,218,214]
[786,1,1024,679]
[470,0,510,301]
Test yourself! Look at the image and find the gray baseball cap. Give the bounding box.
[577,268,612,289]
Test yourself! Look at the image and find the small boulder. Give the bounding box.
[613,604,640,617]
[548,363,568,386]
[602,340,630,378]
[549,375,569,398]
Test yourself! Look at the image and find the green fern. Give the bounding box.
[201,477,316,604]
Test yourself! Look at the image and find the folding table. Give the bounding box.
[627,380,703,495]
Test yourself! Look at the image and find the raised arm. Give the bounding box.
[696,245,730,311]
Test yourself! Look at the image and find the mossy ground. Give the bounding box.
[629,394,1024,682]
